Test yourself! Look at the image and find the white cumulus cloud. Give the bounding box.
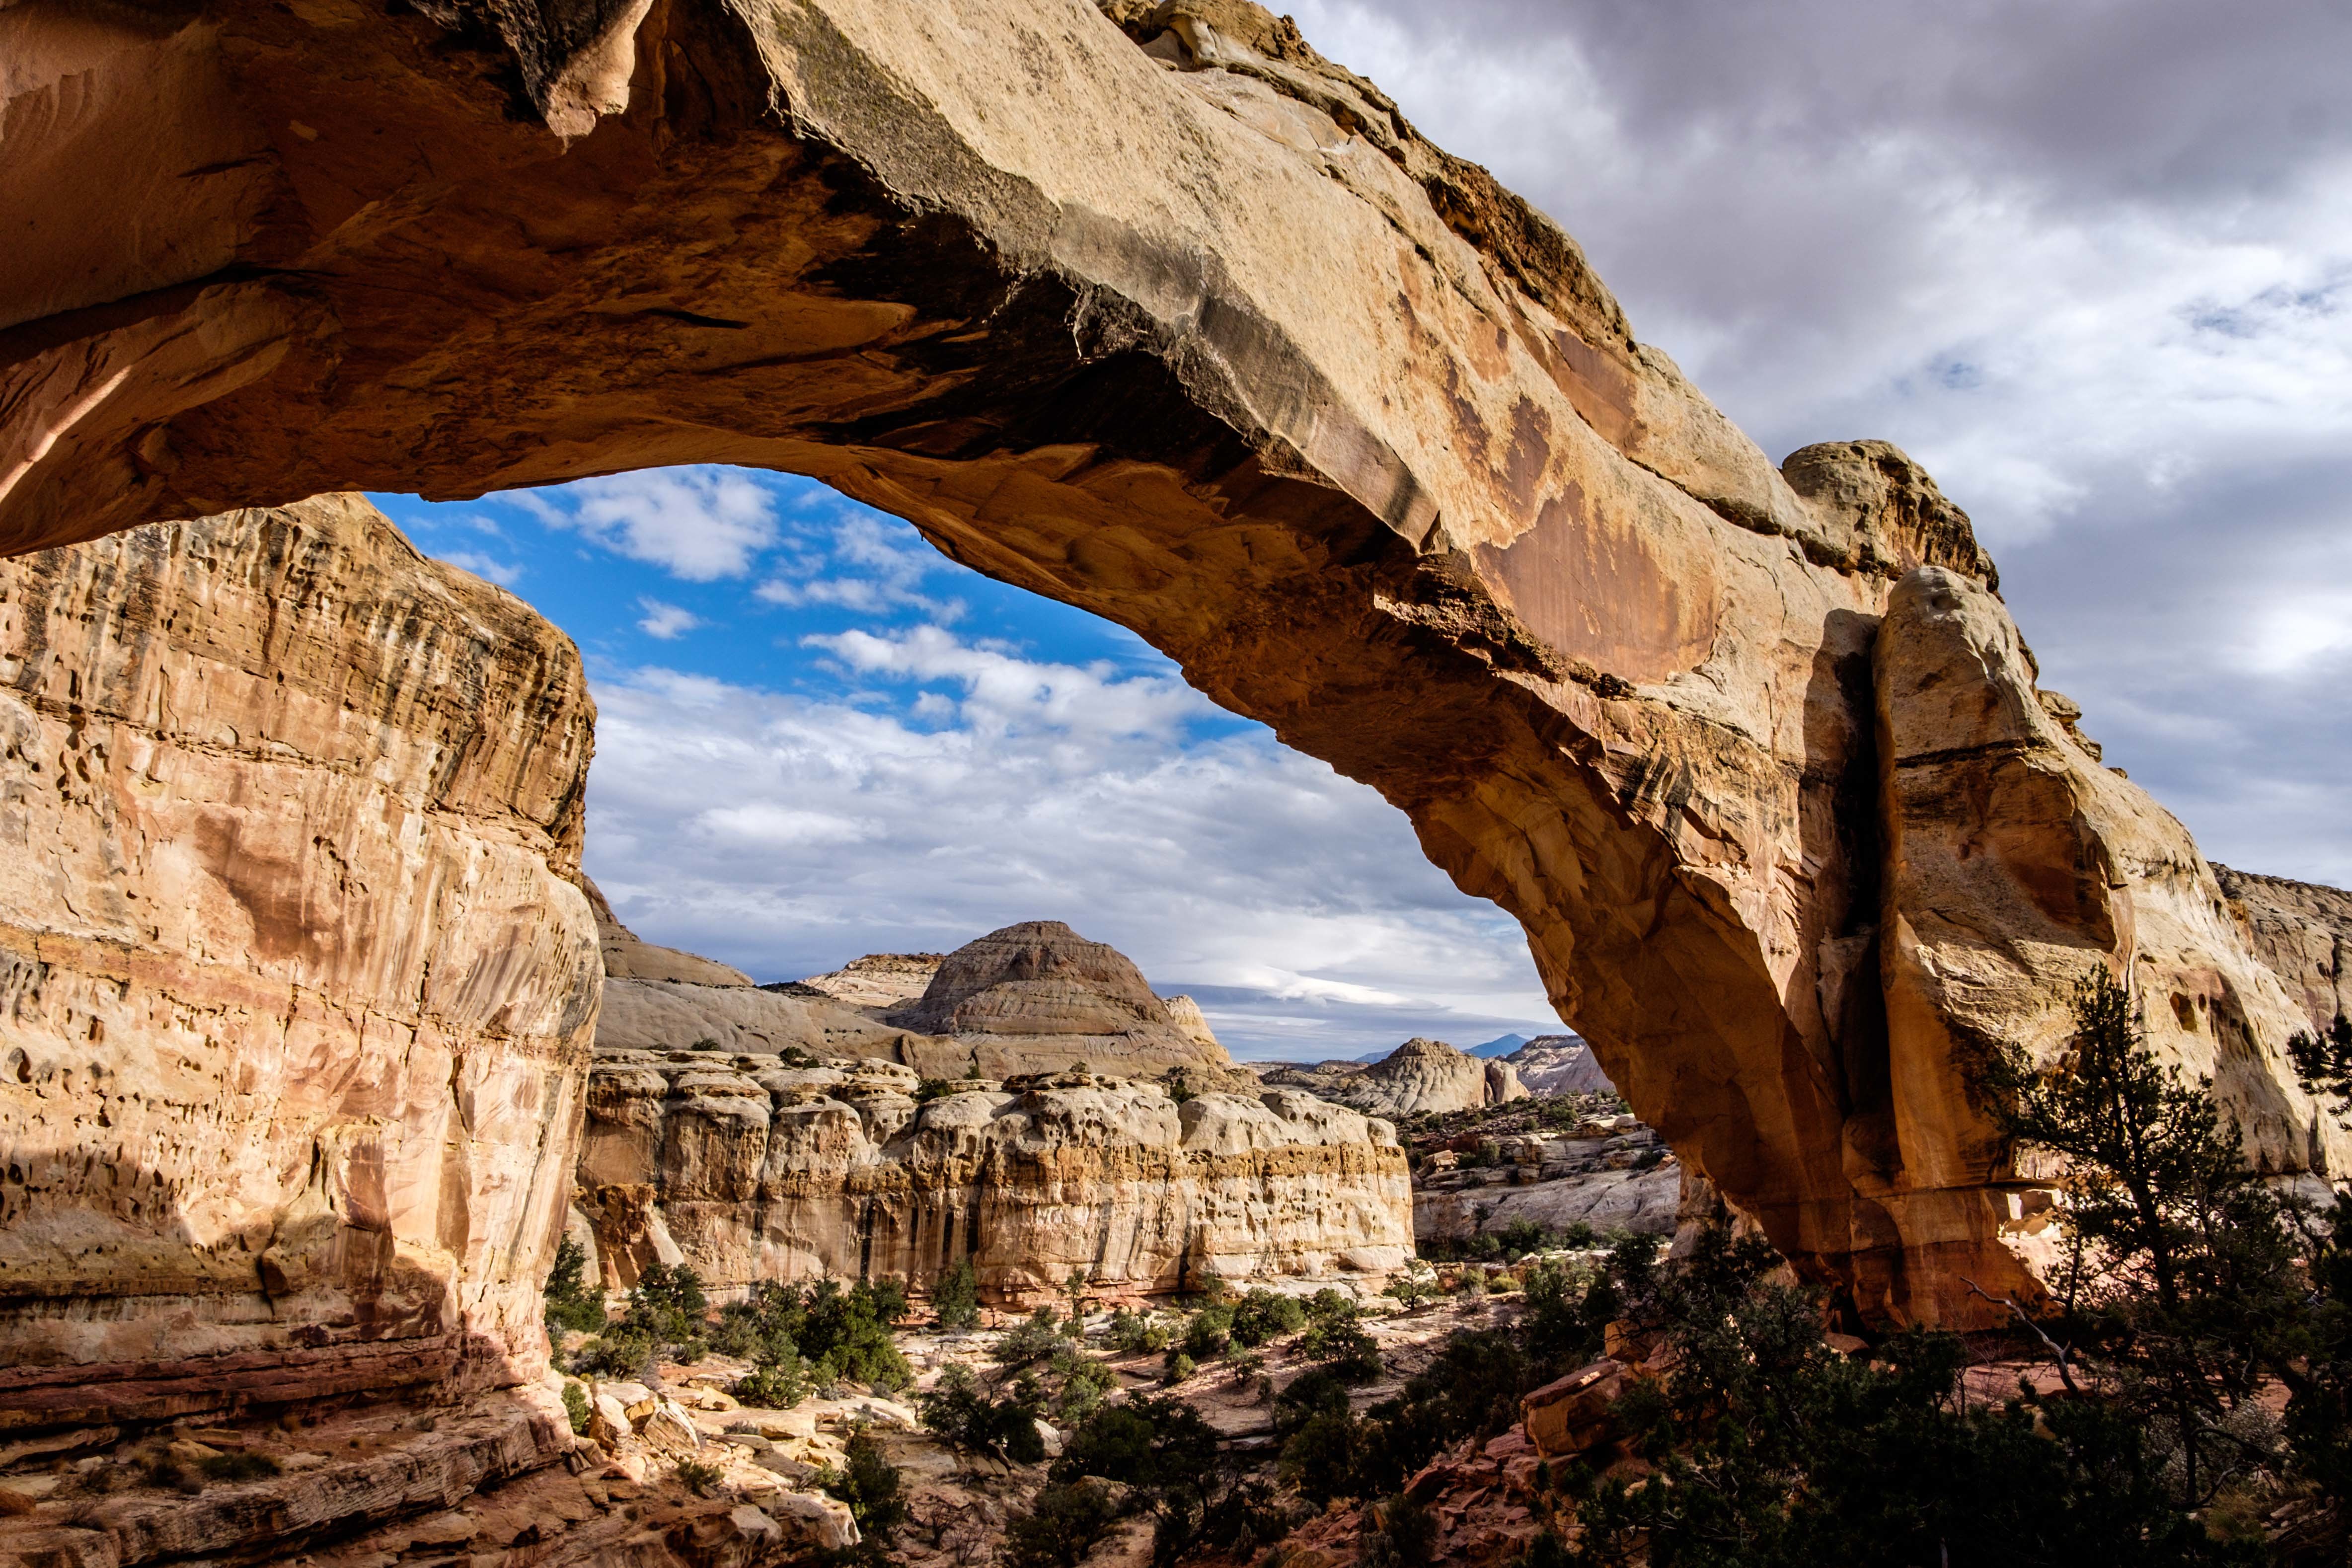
[520,469,778,580]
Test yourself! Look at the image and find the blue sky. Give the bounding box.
[371,471,1565,1061]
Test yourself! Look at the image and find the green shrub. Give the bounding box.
[1052,1346,1118,1423]
[1228,1288,1307,1347]
[675,1458,724,1495]
[690,1036,724,1050]
[716,1277,909,1393]
[995,1306,1065,1368]
[1181,1299,1234,1360]
[1299,1301,1383,1383]
[562,1381,591,1434]
[734,1354,809,1410]
[1165,1352,1197,1383]
[1105,1307,1169,1354]
[572,1326,654,1380]
[620,1261,708,1345]
[919,1363,1047,1463]
[1273,1367,1352,1438]
[1049,1396,1264,1565]
[1363,1496,1437,1568]
[542,1236,607,1335]
[820,1431,908,1542]
[1003,1481,1123,1568]
[934,1257,981,1331]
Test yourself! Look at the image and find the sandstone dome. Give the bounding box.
[886,921,1234,1078]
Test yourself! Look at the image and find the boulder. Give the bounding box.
[1521,1359,1629,1458]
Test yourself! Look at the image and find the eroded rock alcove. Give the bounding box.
[3,0,2346,1341]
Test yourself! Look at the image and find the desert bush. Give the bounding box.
[933,1257,981,1331]
[1003,1481,1124,1568]
[1229,1288,1308,1347]
[920,1363,1047,1464]
[1106,1307,1170,1355]
[995,1306,1066,1368]
[821,1430,909,1543]
[734,1355,810,1410]
[542,1235,607,1335]
[572,1326,654,1380]
[196,1450,280,1484]
[562,1382,591,1434]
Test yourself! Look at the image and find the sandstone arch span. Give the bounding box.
[3,0,2340,1325]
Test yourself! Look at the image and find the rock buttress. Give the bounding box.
[0,495,600,1427]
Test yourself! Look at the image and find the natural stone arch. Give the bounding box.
[2,0,2337,1324]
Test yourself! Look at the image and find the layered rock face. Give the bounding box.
[577,1054,1411,1301]
[886,921,1235,1078]
[0,495,600,1427]
[6,0,2345,1318]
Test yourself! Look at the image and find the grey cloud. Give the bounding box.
[1290,0,2352,889]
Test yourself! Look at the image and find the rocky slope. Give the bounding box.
[1505,1036,1618,1098]
[779,952,945,1011]
[8,0,2349,1320]
[586,877,755,987]
[1414,1119,1679,1244]
[576,1054,1412,1301]
[885,921,1237,1079]
[2216,865,2351,1038]
[0,494,599,1430]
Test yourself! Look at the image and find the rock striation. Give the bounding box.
[5,0,2347,1319]
[0,495,599,1427]
[885,920,1236,1079]
[575,1053,1412,1301]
